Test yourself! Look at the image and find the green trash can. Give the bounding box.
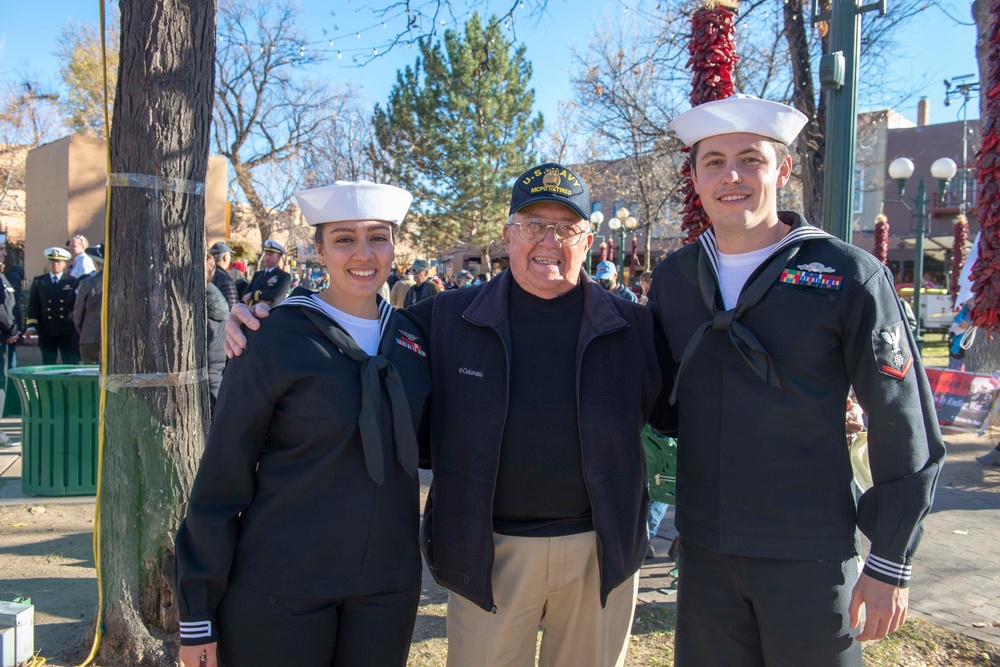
[8,365,100,496]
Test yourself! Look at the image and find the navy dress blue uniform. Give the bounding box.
[177,180,423,667]
[648,213,945,666]
[26,271,78,365]
[648,95,944,667]
[175,296,430,665]
[244,266,291,306]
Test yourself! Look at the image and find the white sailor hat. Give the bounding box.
[670,94,808,147]
[294,180,413,227]
[262,239,286,255]
[44,247,72,261]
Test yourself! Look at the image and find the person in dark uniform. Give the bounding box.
[72,244,104,364]
[242,239,292,307]
[25,247,78,365]
[647,95,945,666]
[175,181,430,667]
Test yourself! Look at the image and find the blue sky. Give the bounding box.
[0,0,981,131]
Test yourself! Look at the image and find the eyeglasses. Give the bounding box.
[508,218,588,246]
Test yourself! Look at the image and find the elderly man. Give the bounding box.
[242,239,291,307]
[25,247,78,365]
[403,259,441,306]
[224,163,663,666]
[647,95,945,665]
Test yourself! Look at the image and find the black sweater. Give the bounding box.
[492,280,591,536]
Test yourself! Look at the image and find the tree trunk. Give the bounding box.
[99,1,215,664]
[784,0,826,225]
[966,0,1000,372]
[975,0,991,122]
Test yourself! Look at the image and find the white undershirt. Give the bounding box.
[309,294,382,355]
[716,241,782,310]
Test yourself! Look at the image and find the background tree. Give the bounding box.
[0,77,62,222]
[570,8,689,267]
[301,84,394,186]
[214,0,339,242]
[97,0,215,662]
[56,16,119,137]
[574,0,938,232]
[373,13,543,268]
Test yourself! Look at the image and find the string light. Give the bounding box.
[229,7,489,61]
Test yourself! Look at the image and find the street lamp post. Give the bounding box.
[588,210,604,275]
[886,156,958,344]
[607,206,639,281]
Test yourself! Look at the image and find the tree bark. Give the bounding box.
[98,1,215,664]
[783,0,827,225]
[966,0,1000,373]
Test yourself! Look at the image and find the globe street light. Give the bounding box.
[886,155,958,344]
[607,206,639,280]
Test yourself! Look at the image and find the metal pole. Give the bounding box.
[960,113,969,216]
[617,228,625,279]
[913,178,927,344]
[821,0,863,242]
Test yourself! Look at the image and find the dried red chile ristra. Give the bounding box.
[680,5,739,245]
[970,0,1000,333]
[873,214,889,265]
[951,215,968,308]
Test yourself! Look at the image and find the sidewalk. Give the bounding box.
[0,415,998,645]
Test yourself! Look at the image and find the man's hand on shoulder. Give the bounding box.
[849,572,908,641]
[223,303,269,358]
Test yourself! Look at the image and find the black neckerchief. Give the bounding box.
[275,294,417,484]
[669,212,833,404]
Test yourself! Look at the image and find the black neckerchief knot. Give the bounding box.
[669,242,801,404]
[301,309,418,485]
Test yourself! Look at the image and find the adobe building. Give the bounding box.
[24,135,228,278]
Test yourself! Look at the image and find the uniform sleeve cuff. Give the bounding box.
[179,618,217,645]
[863,554,911,588]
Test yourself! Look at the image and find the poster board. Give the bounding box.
[924,368,1000,432]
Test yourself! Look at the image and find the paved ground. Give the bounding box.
[1,368,998,646]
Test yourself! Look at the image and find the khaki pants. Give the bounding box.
[446,531,639,667]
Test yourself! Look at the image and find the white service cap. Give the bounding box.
[670,94,808,147]
[44,247,72,261]
[294,180,414,227]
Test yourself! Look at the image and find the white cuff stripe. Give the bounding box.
[179,620,212,639]
[865,555,912,580]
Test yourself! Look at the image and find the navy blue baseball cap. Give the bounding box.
[509,163,590,221]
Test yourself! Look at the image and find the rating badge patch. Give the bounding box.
[872,322,912,380]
